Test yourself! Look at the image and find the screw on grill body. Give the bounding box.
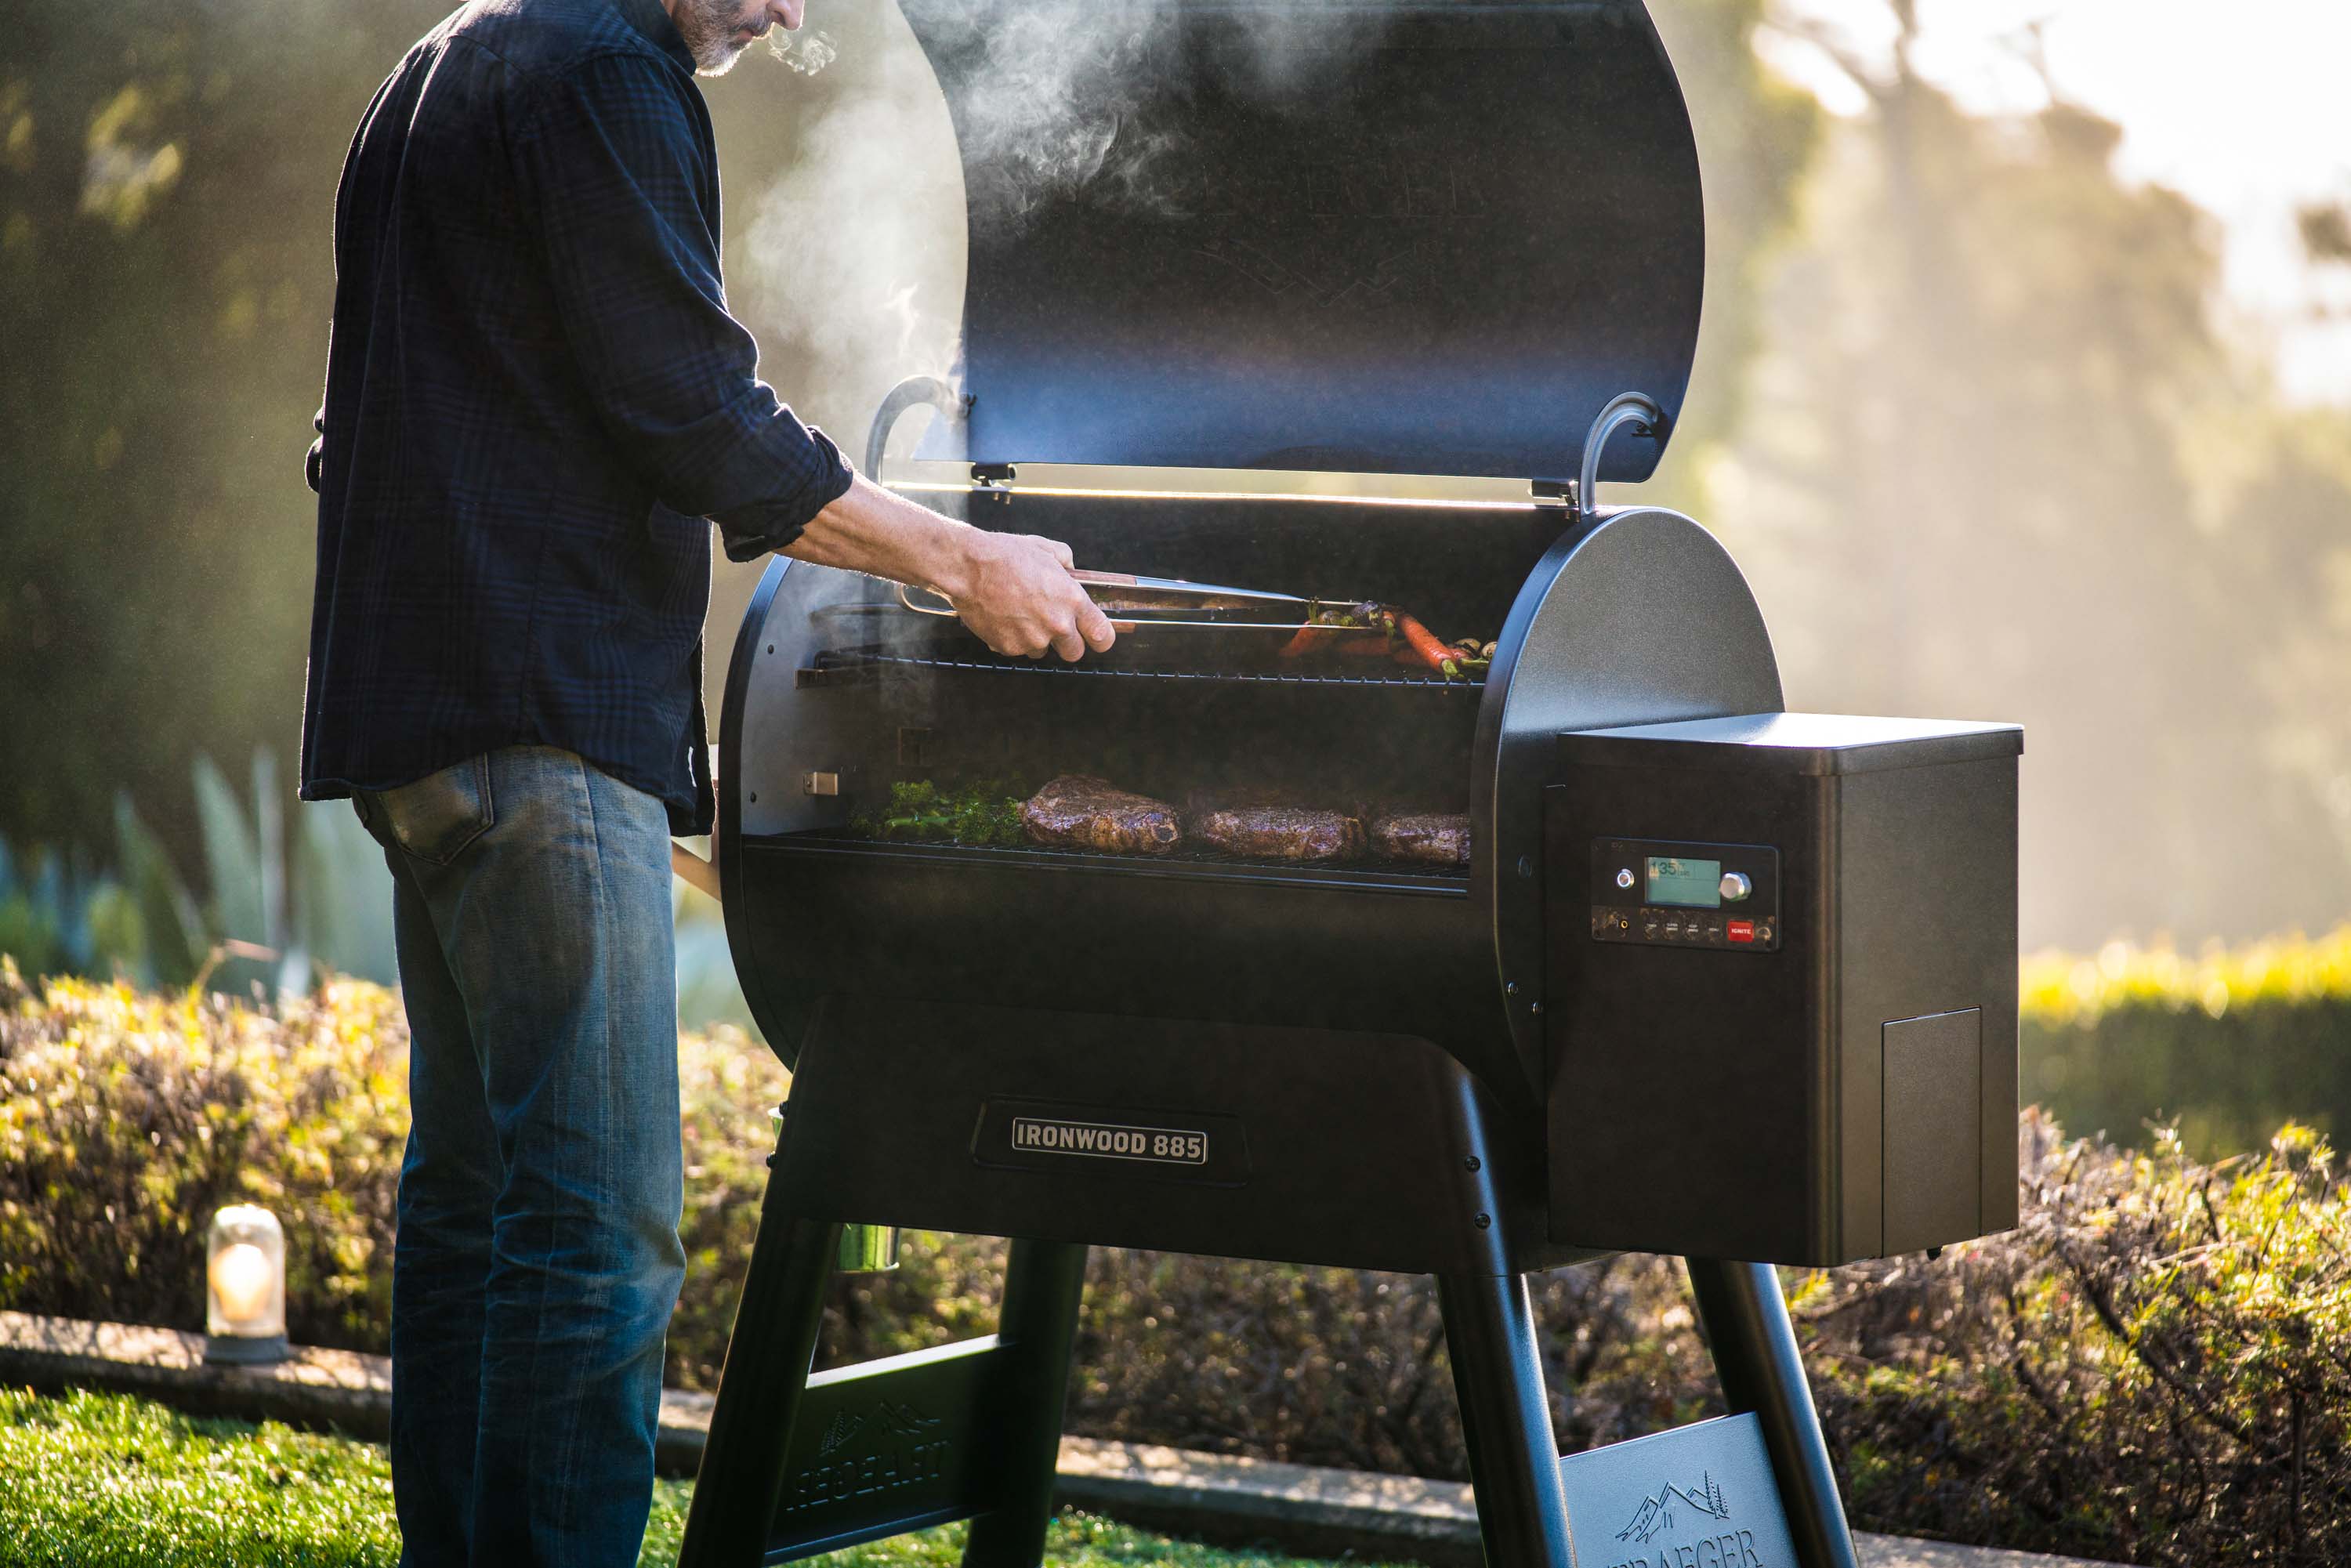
[1473,1213,1491,1229]
[1463,1155,1481,1172]
[1505,981,1519,996]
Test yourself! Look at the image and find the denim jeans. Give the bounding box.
[356,746,686,1568]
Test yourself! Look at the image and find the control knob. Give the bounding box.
[1719,871,1752,902]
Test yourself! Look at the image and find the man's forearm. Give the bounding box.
[781,473,984,599]
[778,474,1115,662]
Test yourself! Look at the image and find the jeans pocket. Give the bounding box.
[368,755,496,867]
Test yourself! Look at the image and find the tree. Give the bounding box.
[1719,2,2351,943]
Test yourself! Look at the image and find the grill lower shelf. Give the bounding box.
[759,831,1471,895]
[799,650,1483,690]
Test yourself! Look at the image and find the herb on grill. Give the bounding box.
[855,780,1027,846]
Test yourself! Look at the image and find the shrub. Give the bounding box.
[6,960,2351,1561]
[0,962,407,1351]
[2021,926,2351,1157]
[0,958,785,1381]
[1802,1114,2351,1563]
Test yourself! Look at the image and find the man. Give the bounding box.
[299,1,1112,1562]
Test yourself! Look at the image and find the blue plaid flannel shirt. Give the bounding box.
[300,0,852,835]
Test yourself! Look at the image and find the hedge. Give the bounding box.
[5,958,2349,1562]
[2021,926,2351,1157]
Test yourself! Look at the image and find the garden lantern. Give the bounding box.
[203,1204,288,1364]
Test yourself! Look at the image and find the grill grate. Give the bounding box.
[805,650,1483,690]
[766,830,1471,893]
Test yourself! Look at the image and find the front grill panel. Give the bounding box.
[781,657,1483,863]
[775,830,1469,893]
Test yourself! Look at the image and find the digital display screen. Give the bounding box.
[1646,856,1722,908]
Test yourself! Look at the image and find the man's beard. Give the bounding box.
[672,0,760,75]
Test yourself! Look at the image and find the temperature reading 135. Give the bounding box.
[1646,856,1722,908]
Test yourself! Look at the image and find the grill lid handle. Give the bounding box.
[1576,393,1668,523]
[864,374,962,483]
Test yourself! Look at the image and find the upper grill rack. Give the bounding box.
[799,650,1484,691]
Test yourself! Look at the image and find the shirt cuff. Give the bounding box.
[713,425,856,563]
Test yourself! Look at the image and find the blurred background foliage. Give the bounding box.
[0,5,2346,1125]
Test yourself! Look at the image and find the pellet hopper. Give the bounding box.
[677,3,2022,1564]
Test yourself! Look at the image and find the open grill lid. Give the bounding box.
[899,0,1704,485]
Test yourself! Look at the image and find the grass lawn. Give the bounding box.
[0,1387,1366,1568]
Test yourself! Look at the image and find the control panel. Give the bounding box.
[1588,837,1780,952]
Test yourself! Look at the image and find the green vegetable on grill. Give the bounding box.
[851,780,1027,847]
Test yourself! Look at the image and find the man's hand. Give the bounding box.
[940,530,1115,661]
[783,473,1116,661]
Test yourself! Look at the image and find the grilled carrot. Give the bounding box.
[1393,612,1460,676]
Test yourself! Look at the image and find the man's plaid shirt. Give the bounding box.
[301,0,851,835]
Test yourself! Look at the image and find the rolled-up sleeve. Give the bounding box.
[511,52,851,559]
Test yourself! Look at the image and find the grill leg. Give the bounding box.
[1438,1272,1573,1568]
[1686,1259,1860,1568]
[962,1239,1089,1568]
[676,1207,841,1568]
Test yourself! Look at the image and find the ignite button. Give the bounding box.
[1728,919,1755,944]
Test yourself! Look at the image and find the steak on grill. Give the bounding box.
[1021,777,1183,854]
[1190,802,1366,863]
[1370,812,1472,867]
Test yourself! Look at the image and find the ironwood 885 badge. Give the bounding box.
[1010,1117,1207,1165]
[973,1099,1250,1186]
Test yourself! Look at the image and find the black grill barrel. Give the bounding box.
[686,3,2018,1563]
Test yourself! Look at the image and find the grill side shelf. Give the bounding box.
[753,832,1471,897]
[799,650,1484,691]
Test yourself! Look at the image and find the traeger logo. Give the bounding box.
[779,1399,947,1517]
[1602,1471,1766,1568]
[1010,1117,1207,1166]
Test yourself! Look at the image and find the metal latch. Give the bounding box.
[802,771,840,797]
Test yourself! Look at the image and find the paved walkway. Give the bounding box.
[1,1312,2106,1567]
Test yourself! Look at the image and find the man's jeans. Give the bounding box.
[356,746,686,1568]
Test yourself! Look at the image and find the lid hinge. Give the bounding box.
[970,462,1016,502]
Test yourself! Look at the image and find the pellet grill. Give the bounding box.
[677,4,2023,1566]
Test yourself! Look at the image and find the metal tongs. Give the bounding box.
[895,570,1322,631]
